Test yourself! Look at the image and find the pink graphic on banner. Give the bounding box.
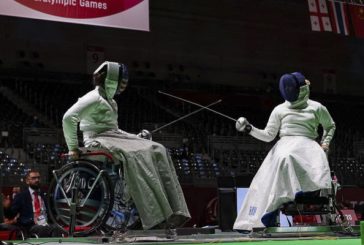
[15,0,144,19]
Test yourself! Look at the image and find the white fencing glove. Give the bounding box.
[235,117,252,133]
[137,129,152,140]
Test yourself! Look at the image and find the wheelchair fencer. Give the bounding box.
[47,147,139,237]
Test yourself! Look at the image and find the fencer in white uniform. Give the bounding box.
[63,62,190,230]
[233,72,336,231]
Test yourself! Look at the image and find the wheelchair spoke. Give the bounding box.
[52,170,71,206]
[80,170,107,207]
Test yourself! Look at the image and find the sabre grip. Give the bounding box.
[235,117,252,134]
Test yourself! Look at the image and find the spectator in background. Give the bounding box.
[1,193,20,237]
[1,194,18,225]
[6,170,64,237]
[31,115,40,128]
[11,186,21,200]
[0,130,9,148]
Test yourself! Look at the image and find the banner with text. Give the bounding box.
[0,0,149,31]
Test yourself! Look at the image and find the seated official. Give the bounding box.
[6,170,65,237]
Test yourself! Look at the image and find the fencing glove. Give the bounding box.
[235,117,252,134]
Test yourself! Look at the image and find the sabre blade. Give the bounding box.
[158,90,236,122]
[152,99,222,133]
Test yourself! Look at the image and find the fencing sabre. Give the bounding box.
[151,99,222,133]
[158,90,236,122]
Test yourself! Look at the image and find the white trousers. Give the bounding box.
[233,136,331,231]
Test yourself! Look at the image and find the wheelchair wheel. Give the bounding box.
[102,173,140,231]
[47,160,114,236]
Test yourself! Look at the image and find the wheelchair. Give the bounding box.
[47,148,139,237]
[280,171,350,228]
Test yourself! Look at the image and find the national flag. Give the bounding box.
[307,0,332,32]
[348,4,364,38]
[328,0,350,35]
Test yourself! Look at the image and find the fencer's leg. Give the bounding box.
[261,210,280,227]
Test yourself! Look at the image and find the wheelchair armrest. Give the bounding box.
[79,147,114,162]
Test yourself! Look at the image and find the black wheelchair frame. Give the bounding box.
[280,171,353,231]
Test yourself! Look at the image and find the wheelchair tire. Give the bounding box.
[47,160,114,236]
[102,174,140,231]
